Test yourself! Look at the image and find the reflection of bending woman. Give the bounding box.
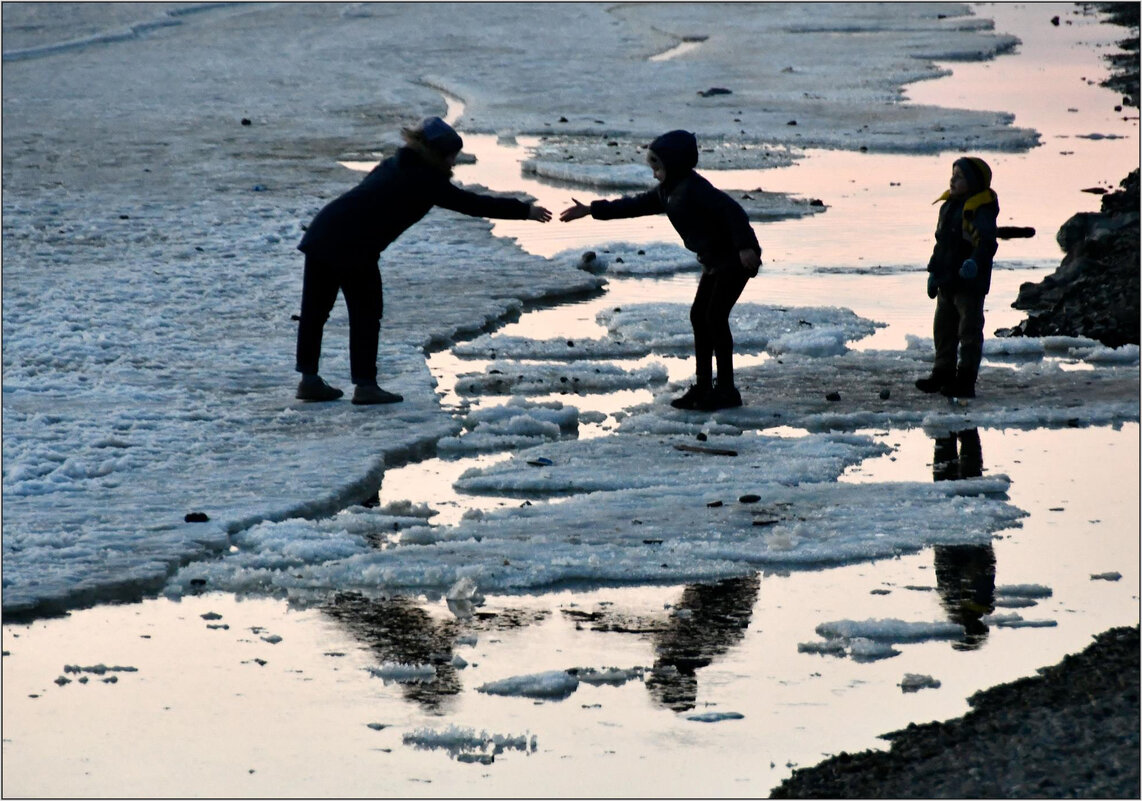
[931,428,996,650]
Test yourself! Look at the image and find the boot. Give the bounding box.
[296,374,343,402]
[915,370,953,394]
[670,382,712,410]
[352,382,404,405]
[700,382,743,411]
[940,376,976,399]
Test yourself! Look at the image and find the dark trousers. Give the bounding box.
[294,254,383,385]
[691,267,749,386]
[933,288,985,383]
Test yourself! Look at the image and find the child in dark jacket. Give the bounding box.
[295,117,551,404]
[915,157,999,399]
[560,130,762,411]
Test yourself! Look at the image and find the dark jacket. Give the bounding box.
[927,164,999,296]
[589,131,760,272]
[299,146,532,262]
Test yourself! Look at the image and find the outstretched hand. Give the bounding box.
[560,198,591,223]
[529,205,552,223]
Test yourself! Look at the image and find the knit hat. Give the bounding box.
[649,130,699,178]
[954,157,992,194]
[419,116,464,156]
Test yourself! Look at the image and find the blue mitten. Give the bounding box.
[926,273,939,299]
[959,258,978,279]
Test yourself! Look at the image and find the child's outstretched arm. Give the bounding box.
[561,190,664,223]
[560,198,591,222]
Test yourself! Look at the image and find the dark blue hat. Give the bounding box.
[420,116,463,155]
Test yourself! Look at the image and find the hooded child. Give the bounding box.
[294,116,552,404]
[915,157,999,399]
[560,130,762,411]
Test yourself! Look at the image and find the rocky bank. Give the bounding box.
[770,626,1140,798]
[1003,168,1141,348]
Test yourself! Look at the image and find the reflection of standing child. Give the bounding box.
[915,157,998,399]
[560,130,762,411]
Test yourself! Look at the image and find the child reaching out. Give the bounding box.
[561,130,761,411]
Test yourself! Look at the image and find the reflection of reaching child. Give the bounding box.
[915,157,998,399]
[294,117,551,405]
[560,130,762,411]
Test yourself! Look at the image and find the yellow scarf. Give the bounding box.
[933,189,998,246]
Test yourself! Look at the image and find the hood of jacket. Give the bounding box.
[649,130,699,186]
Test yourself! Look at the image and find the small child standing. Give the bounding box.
[915,157,999,399]
[560,130,762,411]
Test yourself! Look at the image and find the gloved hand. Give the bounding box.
[926,273,939,299]
[959,258,978,280]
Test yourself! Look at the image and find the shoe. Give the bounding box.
[296,374,343,402]
[352,383,404,405]
[915,372,952,394]
[940,380,976,399]
[670,384,712,410]
[700,384,743,411]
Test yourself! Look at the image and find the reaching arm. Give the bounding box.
[436,182,535,220]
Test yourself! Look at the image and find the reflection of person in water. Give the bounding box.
[324,593,463,712]
[646,573,761,712]
[931,428,996,650]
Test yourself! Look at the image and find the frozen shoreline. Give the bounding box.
[1,0,1090,620]
[2,3,1138,797]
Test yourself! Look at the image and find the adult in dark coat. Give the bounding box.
[916,156,999,399]
[560,130,762,411]
[295,117,551,404]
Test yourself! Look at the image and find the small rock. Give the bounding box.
[201,612,223,620]
[185,512,210,523]
[739,494,761,504]
[241,118,252,126]
[707,500,723,508]
[879,388,891,400]
[826,391,841,402]
[698,87,733,97]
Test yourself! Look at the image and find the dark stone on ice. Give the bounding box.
[739,494,761,504]
[185,512,210,523]
[241,118,252,126]
[826,391,841,402]
[698,87,733,97]
[696,432,708,441]
[879,388,891,400]
[707,500,723,508]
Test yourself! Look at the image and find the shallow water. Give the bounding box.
[2,4,1138,797]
